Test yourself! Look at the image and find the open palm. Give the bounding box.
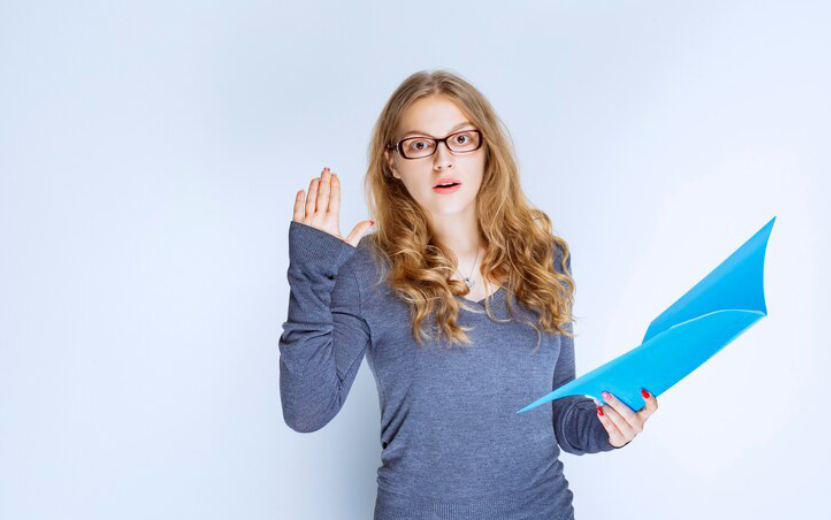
[293,166,374,247]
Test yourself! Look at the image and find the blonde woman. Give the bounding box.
[279,69,658,519]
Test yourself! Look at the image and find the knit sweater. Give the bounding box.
[279,220,623,520]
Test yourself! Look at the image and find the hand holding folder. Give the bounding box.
[518,216,776,415]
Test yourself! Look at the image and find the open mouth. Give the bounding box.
[433,182,461,194]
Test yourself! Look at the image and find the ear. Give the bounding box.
[384,148,400,179]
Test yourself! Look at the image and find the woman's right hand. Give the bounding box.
[293,167,375,248]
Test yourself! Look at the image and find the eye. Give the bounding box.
[408,139,432,151]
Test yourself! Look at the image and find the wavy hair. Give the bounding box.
[361,69,577,352]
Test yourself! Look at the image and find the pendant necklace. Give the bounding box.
[458,247,480,289]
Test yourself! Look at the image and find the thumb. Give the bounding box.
[344,220,375,248]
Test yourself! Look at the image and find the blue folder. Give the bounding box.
[517,216,776,414]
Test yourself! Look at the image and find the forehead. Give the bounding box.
[397,95,473,138]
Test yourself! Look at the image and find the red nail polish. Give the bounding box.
[641,389,650,398]
[597,406,604,416]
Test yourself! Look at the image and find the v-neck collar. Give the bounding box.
[457,285,506,306]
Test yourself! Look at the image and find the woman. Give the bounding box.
[279,69,658,519]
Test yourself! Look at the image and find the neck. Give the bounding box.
[427,208,485,283]
[427,210,482,259]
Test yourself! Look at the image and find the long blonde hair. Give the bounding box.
[362,69,576,352]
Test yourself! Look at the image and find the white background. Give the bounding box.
[1,1,828,518]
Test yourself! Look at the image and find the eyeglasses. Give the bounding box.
[387,129,483,160]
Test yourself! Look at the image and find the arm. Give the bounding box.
[550,244,627,454]
[551,324,623,454]
[278,221,372,433]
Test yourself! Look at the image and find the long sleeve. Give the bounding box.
[550,243,626,454]
[278,221,372,433]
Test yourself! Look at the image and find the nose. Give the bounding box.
[432,140,454,170]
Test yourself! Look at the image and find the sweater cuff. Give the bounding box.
[288,221,358,278]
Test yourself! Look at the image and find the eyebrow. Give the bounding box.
[400,121,474,139]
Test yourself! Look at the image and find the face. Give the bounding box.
[384,95,487,219]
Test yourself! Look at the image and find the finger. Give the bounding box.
[317,168,331,214]
[596,405,626,446]
[305,176,319,219]
[345,220,375,248]
[602,391,642,433]
[638,387,659,421]
[601,403,637,438]
[293,189,306,222]
[328,172,340,217]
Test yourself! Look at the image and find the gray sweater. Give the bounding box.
[279,221,622,520]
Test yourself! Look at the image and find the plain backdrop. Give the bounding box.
[1,1,829,519]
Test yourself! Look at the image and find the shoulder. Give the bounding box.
[349,232,382,265]
[341,231,388,284]
[551,236,572,276]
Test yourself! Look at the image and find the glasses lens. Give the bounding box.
[400,137,436,159]
[447,130,481,153]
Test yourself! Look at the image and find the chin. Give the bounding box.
[430,201,474,215]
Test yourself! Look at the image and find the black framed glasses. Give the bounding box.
[387,129,483,160]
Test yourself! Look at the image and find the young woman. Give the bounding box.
[279,70,658,519]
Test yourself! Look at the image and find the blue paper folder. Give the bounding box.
[517,216,776,414]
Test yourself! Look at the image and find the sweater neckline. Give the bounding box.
[456,285,505,306]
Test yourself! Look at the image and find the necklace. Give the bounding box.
[457,247,480,289]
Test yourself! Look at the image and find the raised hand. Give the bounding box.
[293,167,375,248]
[596,388,659,448]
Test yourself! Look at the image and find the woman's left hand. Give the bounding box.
[596,388,658,448]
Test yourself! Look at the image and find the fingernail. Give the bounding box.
[597,406,604,416]
[602,391,611,400]
[641,389,650,398]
